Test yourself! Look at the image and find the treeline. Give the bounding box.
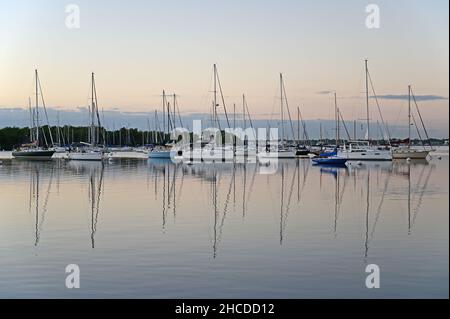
[0,126,172,150]
[0,126,447,151]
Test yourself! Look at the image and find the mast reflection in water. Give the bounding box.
[0,156,447,298]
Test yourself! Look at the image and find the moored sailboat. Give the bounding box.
[337,60,392,161]
[312,92,347,166]
[258,73,297,159]
[12,70,55,161]
[392,85,432,160]
[67,73,104,161]
[149,91,183,159]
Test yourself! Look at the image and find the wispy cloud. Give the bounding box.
[371,94,448,101]
[316,90,333,95]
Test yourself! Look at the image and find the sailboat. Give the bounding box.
[67,73,104,161]
[295,106,311,157]
[234,94,257,158]
[338,60,392,161]
[12,70,55,160]
[149,91,183,159]
[182,64,234,162]
[259,73,297,159]
[392,85,432,159]
[312,92,348,166]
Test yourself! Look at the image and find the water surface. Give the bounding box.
[0,152,448,298]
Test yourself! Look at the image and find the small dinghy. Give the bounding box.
[312,156,347,166]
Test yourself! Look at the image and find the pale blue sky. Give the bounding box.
[0,0,448,134]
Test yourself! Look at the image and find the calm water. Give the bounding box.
[0,154,448,298]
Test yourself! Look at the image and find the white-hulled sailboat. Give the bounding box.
[338,60,392,161]
[149,91,183,159]
[182,64,234,162]
[67,73,104,161]
[258,73,297,159]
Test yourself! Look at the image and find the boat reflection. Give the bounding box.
[13,155,436,259]
[27,164,54,246]
[88,163,105,248]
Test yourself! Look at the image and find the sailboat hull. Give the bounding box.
[392,149,430,159]
[312,157,347,166]
[148,149,183,159]
[295,148,310,157]
[338,149,392,161]
[182,148,234,161]
[68,151,103,161]
[12,150,55,160]
[258,149,297,159]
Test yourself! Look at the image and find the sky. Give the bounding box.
[0,0,448,137]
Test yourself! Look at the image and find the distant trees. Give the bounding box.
[0,126,171,150]
[0,126,447,151]
[0,127,30,150]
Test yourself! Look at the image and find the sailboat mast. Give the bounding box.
[334,92,338,147]
[297,107,300,144]
[243,94,246,128]
[173,94,176,129]
[213,64,217,127]
[365,59,370,142]
[91,72,95,146]
[28,97,33,143]
[280,73,284,144]
[233,103,236,130]
[408,85,411,148]
[162,90,166,138]
[320,122,323,143]
[57,111,61,145]
[35,69,39,145]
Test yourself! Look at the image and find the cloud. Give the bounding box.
[371,94,448,101]
[316,90,333,95]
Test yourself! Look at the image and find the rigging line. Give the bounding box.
[93,165,105,247]
[244,96,255,131]
[367,70,392,142]
[281,78,296,141]
[215,70,231,130]
[213,100,222,132]
[36,72,54,147]
[410,87,432,148]
[297,107,310,144]
[36,165,54,245]
[244,163,258,208]
[92,76,105,145]
[282,162,297,239]
[369,173,391,241]
[411,163,427,205]
[411,165,434,229]
[411,113,425,149]
[175,96,184,129]
[217,169,235,245]
[338,109,351,140]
